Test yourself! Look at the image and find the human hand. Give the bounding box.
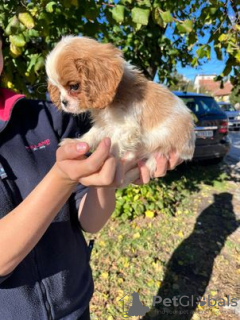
[134,151,183,185]
[55,137,118,187]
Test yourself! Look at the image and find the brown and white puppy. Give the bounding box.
[46,36,195,184]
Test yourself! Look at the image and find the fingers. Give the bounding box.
[80,156,117,186]
[82,138,111,176]
[135,161,150,185]
[153,154,169,177]
[167,151,183,170]
[57,138,113,183]
[56,142,89,161]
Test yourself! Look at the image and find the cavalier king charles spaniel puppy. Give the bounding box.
[46,36,195,184]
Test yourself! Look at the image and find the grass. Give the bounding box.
[85,162,240,320]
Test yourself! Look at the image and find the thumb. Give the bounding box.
[56,142,89,161]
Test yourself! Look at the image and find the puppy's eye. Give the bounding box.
[69,83,80,91]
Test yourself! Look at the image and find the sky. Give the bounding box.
[176,49,227,82]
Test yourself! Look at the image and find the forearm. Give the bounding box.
[0,164,76,276]
[78,187,116,233]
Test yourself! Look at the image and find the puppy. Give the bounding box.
[46,36,195,185]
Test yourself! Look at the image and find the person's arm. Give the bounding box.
[0,138,115,277]
[0,164,77,277]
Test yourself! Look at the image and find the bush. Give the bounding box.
[113,175,190,221]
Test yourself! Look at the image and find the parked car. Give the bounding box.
[218,101,240,131]
[173,91,231,163]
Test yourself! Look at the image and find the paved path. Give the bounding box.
[224,132,240,181]
[225,132,240,163]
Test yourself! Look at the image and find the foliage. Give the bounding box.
[0,0,239,98]
[168,72,195,92]
[113,176,190,221]
[113,163,229,221]
[230,87,240,105]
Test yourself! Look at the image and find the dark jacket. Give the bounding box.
[0,88,93,320]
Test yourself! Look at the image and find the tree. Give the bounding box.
[0,0,239,99]
[168,72,195,92]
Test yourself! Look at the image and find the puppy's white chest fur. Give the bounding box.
[80,105,142,159]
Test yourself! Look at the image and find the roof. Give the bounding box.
[198,79,233,96]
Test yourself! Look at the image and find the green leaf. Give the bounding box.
[10,43,23,57]
[196,45,210,59]
[191,57,198,67]
[119,0,132,4]
[152,8,164,27]
[34,56,45,74]
[112,5,125,23]
[160,10,173,23]
[176,20,193,33]
[18,12,34,29]
[209,7,218,15]
[5,16,20,35]
[218,34,228,42]
[27,54,39,72]
[9,34,26,47]
[131,7,150,25]
[46,1,56,13]
[214,45,223,60]
[235,50,240,63]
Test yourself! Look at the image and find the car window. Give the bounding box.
[220,104,236,112]
[181,97,222,115]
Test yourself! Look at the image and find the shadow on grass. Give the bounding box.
[143,192,240,320]
[161,160,229,195]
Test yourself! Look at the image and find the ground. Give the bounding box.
[85,131,240,320]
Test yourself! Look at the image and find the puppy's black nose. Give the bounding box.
[62,100,68,107]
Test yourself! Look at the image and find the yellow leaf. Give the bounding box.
[101,272,108,279]
[133,194,140,201]
[210,290,217,297]
[99,240,106,247]
[156,280,161,287]
[147,279,154,286]
[192,314,200,320]
[133,232,140,239]
[211,306,220,315]
[7,81,14,89]
[178,231,184,238]
[18,12,35,29]
[145,210,154,218]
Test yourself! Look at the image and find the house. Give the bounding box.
[194,75,233,102]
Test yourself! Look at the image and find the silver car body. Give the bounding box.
[218,102,240,131]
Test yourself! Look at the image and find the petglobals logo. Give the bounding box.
[119,292,149,318]
[152,294,238,308]
[119,292,238,318]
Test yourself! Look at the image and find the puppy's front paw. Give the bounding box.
[60,138,79,146]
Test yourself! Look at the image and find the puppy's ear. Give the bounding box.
[75,44,124,109]
[48,81,61,108]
